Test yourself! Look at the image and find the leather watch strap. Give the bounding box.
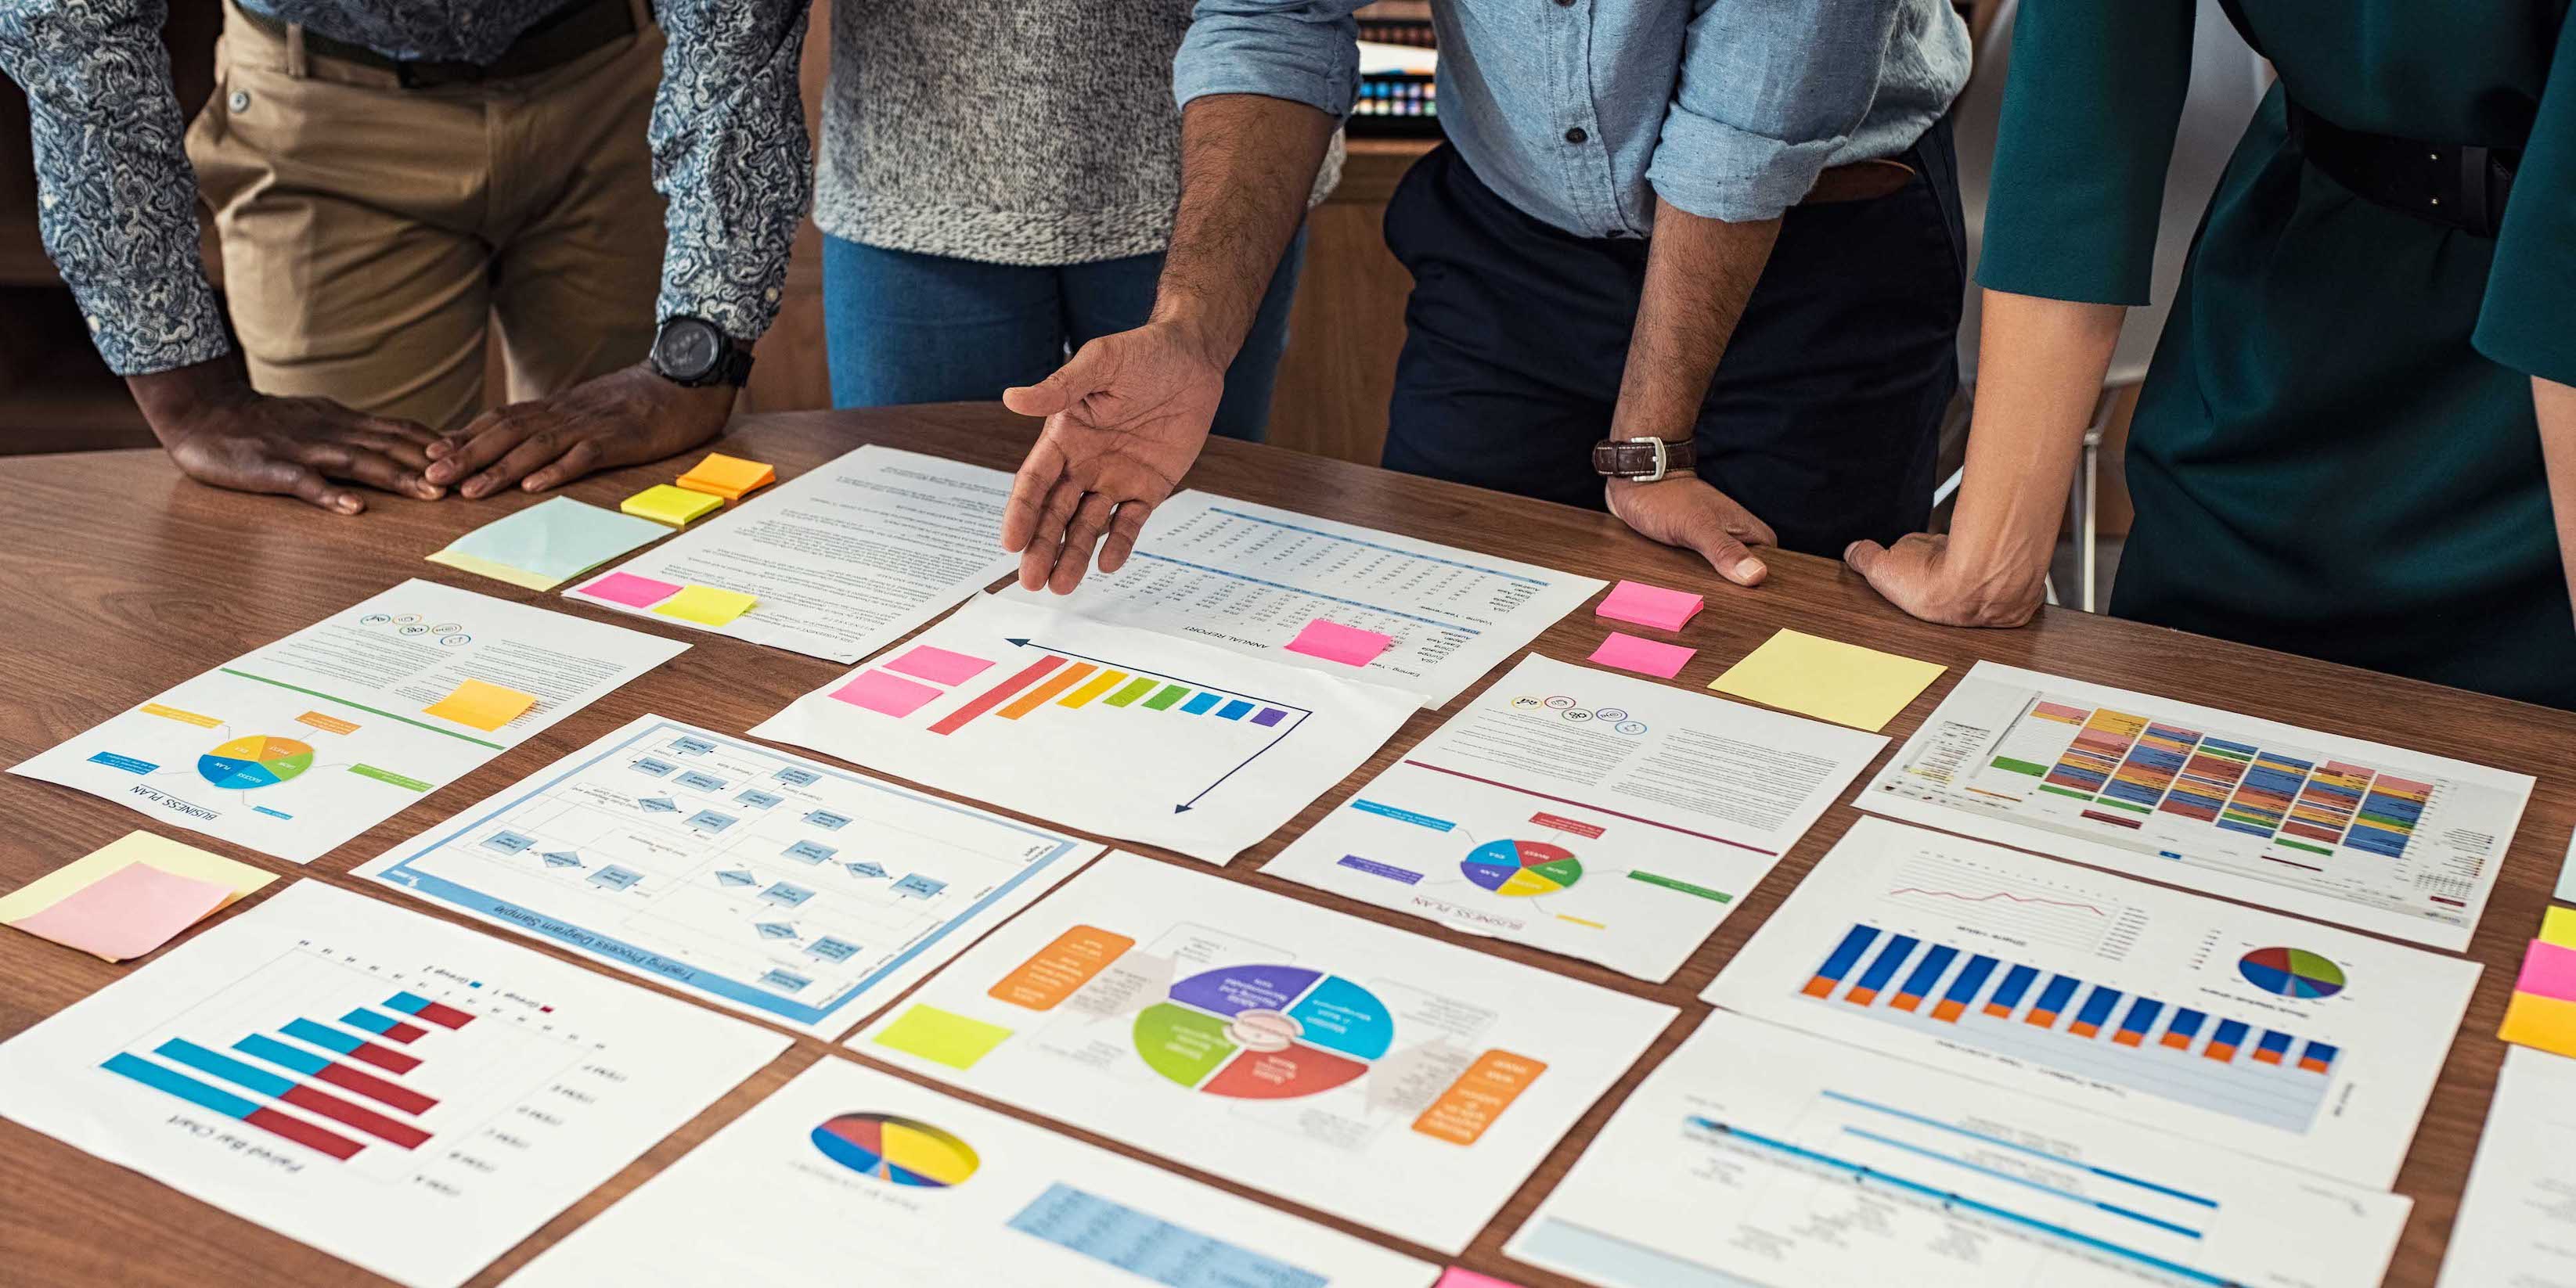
[1592,437,1696,481]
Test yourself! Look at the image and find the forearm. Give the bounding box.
[647,0,811,342]
[1153,94,1335,367]
[2535,376,2576,617]
[1945,290,2127,592]
[1611,197,1781,441]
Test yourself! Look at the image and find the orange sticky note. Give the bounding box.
[9,862,237,961]
[2500,989,2576,1059]
[423,678,538,731]
[675,452,776,502]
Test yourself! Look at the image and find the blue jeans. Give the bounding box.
[821,229,1309,443]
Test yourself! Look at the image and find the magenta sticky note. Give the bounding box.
[1597,579,1703,631]
[830,669,945,718]
[2517,939,2576,1002]
[1284,617,1394,667]
[8,862,235,962]
[1436,1270,1527,1288]
[582,570,683,609]
[883,644,994,686]
[1591,631,1696,679]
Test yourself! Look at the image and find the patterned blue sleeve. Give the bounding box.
[0,0,232,375]
[649,0,812,343]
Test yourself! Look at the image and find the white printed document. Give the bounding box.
[1266,653,1884,980]
[358,716,1101,1038]
[1510,1011,2412,1288]
[852,851,1677,1254]
[1860,660,2532,949]
[1704,817,2480,1189]
[508,1055,1439,1288]
[2435,1046,2576,1288]
[0,881,788,1288]
[10,579,686,863]
[567,444,1021,661]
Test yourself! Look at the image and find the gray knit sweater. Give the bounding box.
[816,0,1344,267]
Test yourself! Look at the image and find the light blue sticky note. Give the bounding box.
[429,497,671,590]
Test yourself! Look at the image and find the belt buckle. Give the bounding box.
[1627,436,1670,484]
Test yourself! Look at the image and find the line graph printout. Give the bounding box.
[1861,661,2532,949]
[0,882,787,1288]
[510,1056,1440,1288]
[1703,818,2480,1188]
[1000,491,1606,707]
[1266,654,1885,980]
[752,596,1419,862]
[1509,1011,2411,1288]
[358,716,1101,1038]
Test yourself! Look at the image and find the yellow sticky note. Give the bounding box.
[621,483,723,527]
[654,584,758,627]
[675,452,776,501]
[0,831,272,924]
[2500,989,2576,1058]
[1708,628,1947,732]
[873,1003,1014,1070]
[2545,906,2576,950]
[423,678,539,731]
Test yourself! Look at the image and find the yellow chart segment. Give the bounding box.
[881,1121,979,1185]
[1497,868,1571,897]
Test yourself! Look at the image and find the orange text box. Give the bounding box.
[988,924,1136,1011]
[1411,1049,1547,1145]
[297,711,361,736]
[141,703,219,728]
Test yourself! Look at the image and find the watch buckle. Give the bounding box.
[1627,436,1670,483]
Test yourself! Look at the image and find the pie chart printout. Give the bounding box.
[1134,965,1397,1100]
[808,1114,980,1188]
[2237,947,2347,1000]
[1460,839,1584,898]
[196,736,315,790]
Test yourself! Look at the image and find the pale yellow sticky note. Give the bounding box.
[621,483,722,527]
[423,548,560,592]
[0,831,272,924]
[423,678,539,731]
[2500,989,2576,1058]
[1708,628,1947,732]
[654,584,758,627]
[873,1003,1014,1070]
[675,452,775,500]
[2544,905,2576,950]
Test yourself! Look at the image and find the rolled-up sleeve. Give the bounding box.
[648,0,811,342]
[2475,8,2576,386]
[1173,0,1364,118]
[1648,0,1908,222]
[0,0,231,375]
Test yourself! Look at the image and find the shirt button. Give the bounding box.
[229,90,250,111]
[1552,0,1575,6]
[1565,127,1588,144]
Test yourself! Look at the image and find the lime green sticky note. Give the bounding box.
[873,1004,1014,1070]
[2543,905,2576,951]
[653,585,758,627]
[621,483,723,527]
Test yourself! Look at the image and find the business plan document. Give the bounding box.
[852,852,1677,1254]
[1705,817,2480,1189]
[567,445,1021,662]
[0,881,788,1288]
[1000,490,1605,707]
[1266,653,1885,980]
[509,1055,1440,1288]
[11,579,686,863]
[1860,660,2532,949]
[1510,1011,2411,1288]
[2435,1045,2576,1288]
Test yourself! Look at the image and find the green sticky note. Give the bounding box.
[429,497,670,590]
[874,1004,1014,1070]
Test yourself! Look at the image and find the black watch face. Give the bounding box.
[654,319,723,380]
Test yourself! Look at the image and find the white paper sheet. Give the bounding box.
[1000,490,1606,707]
[356,715,1102,1038]
[566,444,1022,662]
[2436,1046,2576,1288]
[508,1055,1440,1287]
[1509,1011,2412,1288]
[0,881,787,1288]
[1264,653,1884,980]
[751,595,1420,863]
[9,579,686,864]
[1702,817,2480,1189]
[1858,661,2533,950]
[850,851,1676,1254]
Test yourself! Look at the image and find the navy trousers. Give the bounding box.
[1381,123,1965,556]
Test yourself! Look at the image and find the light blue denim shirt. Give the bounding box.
[1176,0,1972,236]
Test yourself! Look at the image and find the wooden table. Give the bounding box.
[2,405,2564,1287]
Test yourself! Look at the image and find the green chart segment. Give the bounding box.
[1461,839,1583,897]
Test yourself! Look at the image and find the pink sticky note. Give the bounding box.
[1436,1270,1527,1288]
[582,570,683,609]
[883,644,994,686]
[830,669,945,718]
[2517,939,2576,1002]
[1284,617,1395,666]
[1591,631,1696,679]
[1597,579,1703,631]
[8,862,236,962]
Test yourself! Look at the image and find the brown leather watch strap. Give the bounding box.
[1592,437,1697,481]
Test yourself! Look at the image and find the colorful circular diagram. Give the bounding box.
[1133,965,1394,1100]
[809,1114,979,1187]
[196,736,315,790]
[1461,839,1583,897]
[2238,947,2346,999]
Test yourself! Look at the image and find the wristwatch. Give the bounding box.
[1592,436,1697,483]
[649,315,755,388]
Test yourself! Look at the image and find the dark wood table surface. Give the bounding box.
[2,404,2567,1288]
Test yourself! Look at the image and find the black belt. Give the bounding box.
[243,0,637,88]
[2286,100,2520,238]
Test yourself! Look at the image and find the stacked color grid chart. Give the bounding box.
[1802,923,2340,1132]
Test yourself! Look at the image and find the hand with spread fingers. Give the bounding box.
[1605,473,1777,587]
[423,365,737,499]
[998,322,1227,594]
[1842,531,2048,627]
[129,354,444,515]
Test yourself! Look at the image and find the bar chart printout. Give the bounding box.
[1861,661,2533,949]
[0,882,789,1288]
[1508,1012,2412,1288]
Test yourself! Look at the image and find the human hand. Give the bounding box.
[131,358,443,515]
[1605,473,1776,586]
[1843,531,2047,627]
[999,322,1224,593]
[423,365,736,498]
